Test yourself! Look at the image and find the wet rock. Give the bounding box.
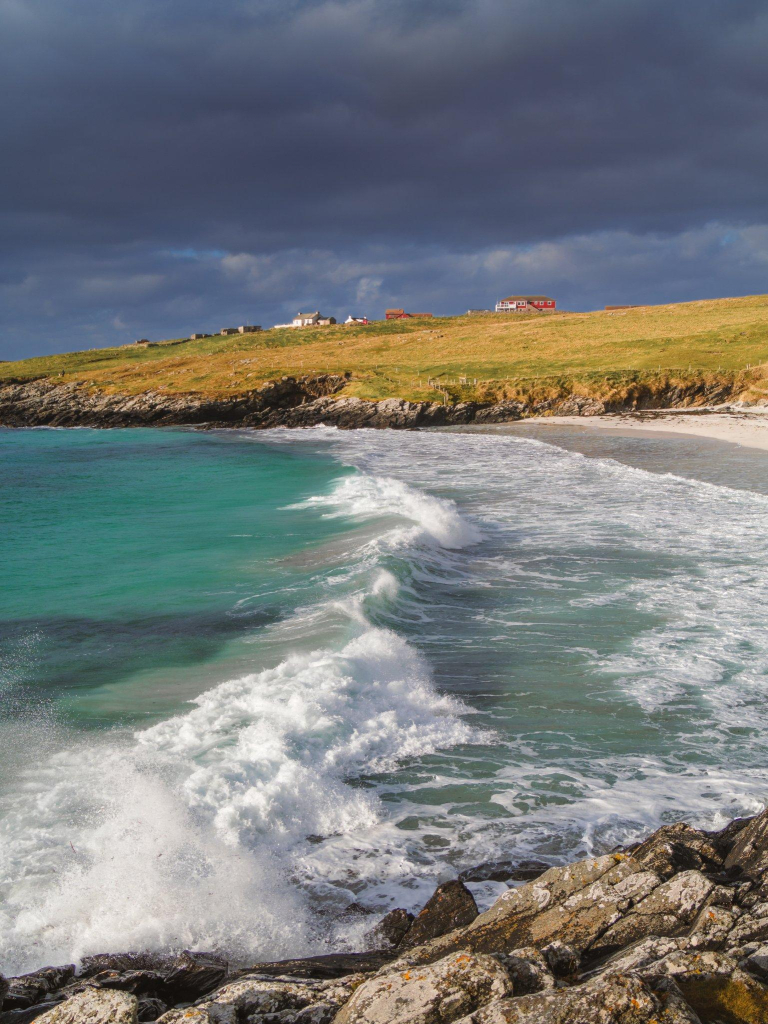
[33,988,138,1024]
[493,949,553,995]
[79,956,174,980]
[725,809,768,881]
[71,953,226,1005]
[89,971,168,998]
[644,949,768,1023]
[464,972,698,1023]
[630,822,728,880]
[3,970,75,1011]
[540,941,579,979]
[366,909,415,950]
[237,954,391,981]
[136,998,167,1022]
[0,1003,65,1024]
[459,862,549,885]
[399,881,479,949]
[333,951,512,1024]
[588,870,713,956]
[162,953,228,1003]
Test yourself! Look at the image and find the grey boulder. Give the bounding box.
[2,969,75,1011]
[332,951,512,1024]
[199,975,361,1022]
[462,973,700,1024]
[402,854,660,964]
[588,870,714,955]
[725,810,768,881]
[33,989,138,1024]
[399,882,479,949]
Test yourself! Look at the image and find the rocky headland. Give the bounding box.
[6,809,768,1023]
[0,373,747,431]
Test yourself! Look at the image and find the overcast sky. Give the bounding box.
[1,0,767,358]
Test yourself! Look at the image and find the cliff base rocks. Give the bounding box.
[0,374,753,431]
[6,810,768,1022]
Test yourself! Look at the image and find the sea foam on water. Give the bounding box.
[5,426,768,974]
[0,465,484,973]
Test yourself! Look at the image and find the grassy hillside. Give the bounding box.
[3,294,768,405]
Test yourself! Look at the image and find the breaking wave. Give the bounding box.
[0,469,484,974]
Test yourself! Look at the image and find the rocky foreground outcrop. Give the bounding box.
[0,372,746,430]
[6,812,768,1023]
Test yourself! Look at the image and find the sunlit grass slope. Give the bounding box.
[3,295,768,404]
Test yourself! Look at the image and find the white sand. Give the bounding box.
[536,409,768,453]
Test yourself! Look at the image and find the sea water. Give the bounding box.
[2,423,768,973]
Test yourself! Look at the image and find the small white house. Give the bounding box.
[274,311,336,328]
[292,311,336,327]
[345,315,370,324]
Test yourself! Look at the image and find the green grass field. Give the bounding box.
[4,294,768,404]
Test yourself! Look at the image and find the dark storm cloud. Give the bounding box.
[1,0,767,356]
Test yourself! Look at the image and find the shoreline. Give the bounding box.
[4,808,768,1023]
[1,375,763,432]
[529,408,768,453]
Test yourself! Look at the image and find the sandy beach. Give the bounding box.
[537,408,768,453]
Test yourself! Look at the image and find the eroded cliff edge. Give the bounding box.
[0,372,749,430]
[6,810,768,1023]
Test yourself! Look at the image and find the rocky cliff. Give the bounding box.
[0,373,749,431]
[5,810,768,1023]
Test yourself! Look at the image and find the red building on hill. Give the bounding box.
[385,308,433,320]
[495,295,556,312]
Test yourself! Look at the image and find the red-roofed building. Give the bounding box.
[496,295,556,312]
[385,308,434,320]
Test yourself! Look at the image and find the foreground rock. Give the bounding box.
[334,951,512,1024]
[34,989,137,1024]
[234,953,393,980]
[465,974,700,1024]
[8,810,768,1024]
[395,882,478,951]
[1,968,75,1011]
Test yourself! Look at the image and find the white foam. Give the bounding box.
[7,424,768,972]
[296,472,483,550]
[0,622,479,974]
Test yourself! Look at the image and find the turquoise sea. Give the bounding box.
[2,423,768,973]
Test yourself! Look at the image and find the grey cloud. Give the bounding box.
[1,0,767,356]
